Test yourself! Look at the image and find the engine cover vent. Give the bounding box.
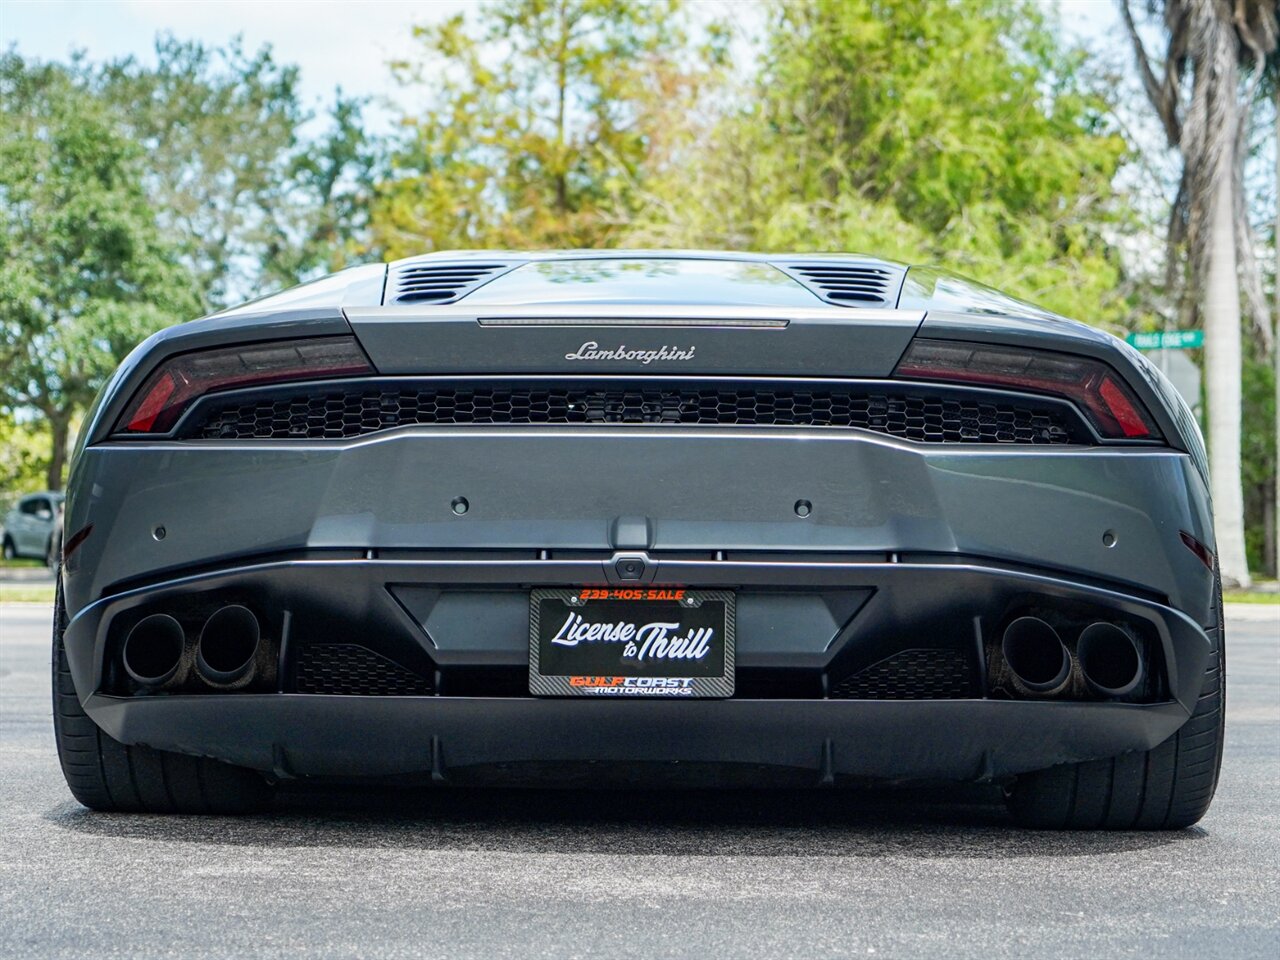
[775,261,905,308]
[387,260,519,304]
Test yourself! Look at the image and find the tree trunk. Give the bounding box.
[1204,153,1251,587]
[1273,81,1279,580]
[45,414,69,492]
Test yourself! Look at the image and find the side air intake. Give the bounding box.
[776,261,904,308]
[387,260,519,304]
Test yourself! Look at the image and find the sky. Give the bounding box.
[1,0,471,129]
[3,0,1124,130]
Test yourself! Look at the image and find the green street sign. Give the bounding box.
[1126,330,1204,350]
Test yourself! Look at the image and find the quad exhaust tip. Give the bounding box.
[122,614,185,688]
[196,605,261,686]
[1077,622,1144,698]
[1001,616,1070,694]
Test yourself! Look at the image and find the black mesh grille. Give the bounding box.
[295,644,433,696]
[188,384,1079,444]
[388,261,517,303]
[829,648,976,700]
[784,264,895,304]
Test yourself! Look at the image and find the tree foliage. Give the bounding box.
[262,91,380,289]
[1120,0,1276,343]
[98,36,378,308]
[0,51,197,489]
[0,412,49,502]
[372,0,705,255]
[629,0,1131,328]
[0,39,378,488]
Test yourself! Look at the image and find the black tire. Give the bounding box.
[45,533,60,568]
[1007,568,1226,830]
[51,572,272,814]
[2,536,15,561]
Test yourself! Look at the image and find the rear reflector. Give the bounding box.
[117,336,372,434]
[62,523,93,562]
[1179,531,1215,571]
[894,339,1158,440]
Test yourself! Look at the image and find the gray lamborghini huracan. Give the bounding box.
[53,252,1224,827]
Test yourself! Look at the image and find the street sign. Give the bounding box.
[1126,330,1203,350]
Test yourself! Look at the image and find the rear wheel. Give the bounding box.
[52,572,272,814]
[2,536,15,560]
[1007,568,1225,830]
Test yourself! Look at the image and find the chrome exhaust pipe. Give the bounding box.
[1001,617,1070,694]
[123,614,186,688]
[196,605,261,687]
[1077,622,1143,698]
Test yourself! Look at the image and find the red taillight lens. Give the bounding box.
[894,339,1158,440]
[116,336,373,434]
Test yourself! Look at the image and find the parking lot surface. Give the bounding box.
[2,603,1277,959]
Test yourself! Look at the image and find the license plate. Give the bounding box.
[529,588,735,697]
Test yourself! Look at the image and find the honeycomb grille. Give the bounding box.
[294,644,433,696]
[829,648,977,700]
[188,384,1079,444]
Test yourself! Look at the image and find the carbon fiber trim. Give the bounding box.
[529,588,735,698]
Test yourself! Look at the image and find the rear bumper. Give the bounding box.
[84,690,1192,784]
[62,425,1217,619]
[64,555,1213,783]
[62,424,1218,784]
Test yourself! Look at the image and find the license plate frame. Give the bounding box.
[529,587,735,698]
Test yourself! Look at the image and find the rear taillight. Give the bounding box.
[894,339,1158,440]
[116,336,372,434]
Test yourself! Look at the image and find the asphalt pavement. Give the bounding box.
[1,602,1277,959]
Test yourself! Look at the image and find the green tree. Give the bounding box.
[631,0,1131,326]
[96,36,304,308]
[260,91,380,288]
[98,36,379,309]
[0,51,197,489]
[0,412,48,501]
[372,0,699,255]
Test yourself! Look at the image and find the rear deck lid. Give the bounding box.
[346,301,925,377]
[351,256,923,377]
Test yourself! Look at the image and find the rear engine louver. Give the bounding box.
[778,262,903,308]
[386,261,518,304]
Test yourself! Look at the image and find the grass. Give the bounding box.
[0,584,55,604]
[0,556,46,569]
[1224,591,1280,605]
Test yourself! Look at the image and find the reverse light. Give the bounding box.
[894,339,1158,440]
[116,336,372,434]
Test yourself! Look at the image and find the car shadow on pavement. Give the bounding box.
[47,783,1205,858]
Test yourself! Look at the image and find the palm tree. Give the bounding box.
[1119,0,1277,587]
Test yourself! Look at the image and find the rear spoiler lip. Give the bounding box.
[348,302,918,323]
